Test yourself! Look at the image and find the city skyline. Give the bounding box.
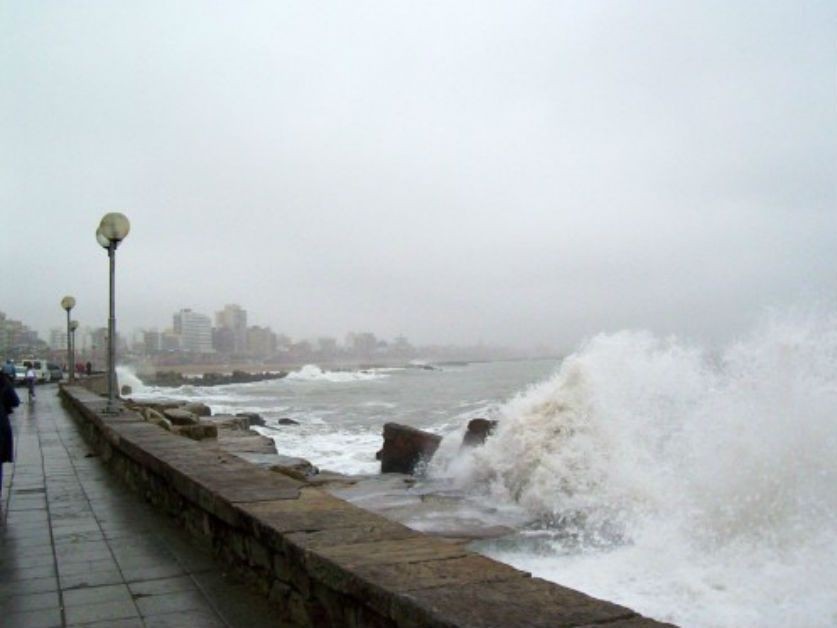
[5,300,538,365]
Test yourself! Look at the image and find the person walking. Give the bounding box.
[0,372,20,500]
[2,360,14,381]
[25,365,36,401]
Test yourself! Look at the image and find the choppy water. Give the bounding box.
[120,360,557,475]
[119,308,837,627]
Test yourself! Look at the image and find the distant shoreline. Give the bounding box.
[131,360,434,377]
[127,355,559,378]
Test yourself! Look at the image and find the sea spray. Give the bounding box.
[431,309,837,627]
[286,364,388,383]
[115,365,147,394]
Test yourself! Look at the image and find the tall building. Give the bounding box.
[142,329,162,354]
[49,327,68,351]
[215,304,247,354]
[246,326,276,358]
[173,309,213,353]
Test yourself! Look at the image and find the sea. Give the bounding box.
[119,308,837,628]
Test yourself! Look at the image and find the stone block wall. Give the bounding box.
[59,385,672,628]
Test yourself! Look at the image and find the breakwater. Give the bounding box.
[59,383,672,627]
[140,370,288,387]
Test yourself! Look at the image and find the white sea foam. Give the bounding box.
[434,308,837,627]
[116,366,146,394]
[286,364,388,383]
[255,424,381,475]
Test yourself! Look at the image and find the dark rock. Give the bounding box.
[236,412,265,426]
[380,422,442,474]
[182,402,212,417]
[163,408,199,426]
[461,418,498,448]
[143,370,288,388]
[277,418,300,426]
[270,456,319,480]
[121,385,132,395]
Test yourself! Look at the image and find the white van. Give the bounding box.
[19,358,50,383]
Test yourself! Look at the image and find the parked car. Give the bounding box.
[47,363,63,382]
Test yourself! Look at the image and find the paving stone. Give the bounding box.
[142,609,227,627]
[5,607,63,628]
[0,576,60,597]
[68,619,144,628]
[59,567,124,590]
[127,574,198,596]
[0,590,61,613]
[2,552,57,570]
[63,583,132,606]
[0,563,57,582]
[135,589,212,616]
[64,598,139,625]
[122,562,186,582]
[55,540,111,559]
[58,557,120,577]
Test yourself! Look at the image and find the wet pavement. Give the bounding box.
[0,385,286,627]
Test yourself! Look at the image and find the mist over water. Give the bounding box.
[431,308,837,627]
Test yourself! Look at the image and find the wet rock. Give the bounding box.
[236,412,265,427]
[217,431,277,454]
[173,423,218,441]
[182,402,212,417]
[277,417,300,426]
[380,423,442,474]
[270,455,319,480]
[163,408,199,426]
[146,411,172,432]
[144,370,287,387]
[461,418,498,448]
[121,385,132,396]
[142,400,184,412]
[202,414,250,431]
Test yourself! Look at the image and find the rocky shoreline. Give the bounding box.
[123,393,513,542]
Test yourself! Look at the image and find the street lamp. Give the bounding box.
[60,296,76,382]
[70,320,79,380]
[96,212,130,413]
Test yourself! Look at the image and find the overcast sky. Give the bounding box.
[2,1,835,351]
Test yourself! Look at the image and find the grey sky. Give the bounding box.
[2,1,835,351]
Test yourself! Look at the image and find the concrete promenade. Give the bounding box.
[0,385,285,627]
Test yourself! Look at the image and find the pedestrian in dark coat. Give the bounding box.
[0,372,20,498]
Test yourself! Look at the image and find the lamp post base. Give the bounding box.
[102,400,123,416]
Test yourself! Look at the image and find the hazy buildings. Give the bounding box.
[0,311,45,357]
[215,304,247,354]
[246,325,277,358]
[143,329,162,354]
[173,309,213,353]
[49,327,68,351]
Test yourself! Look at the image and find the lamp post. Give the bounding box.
[70,320,79,380]
[96,212,130,414]
[60,296,76,382]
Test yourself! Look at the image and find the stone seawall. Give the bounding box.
[59,385,673,627]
